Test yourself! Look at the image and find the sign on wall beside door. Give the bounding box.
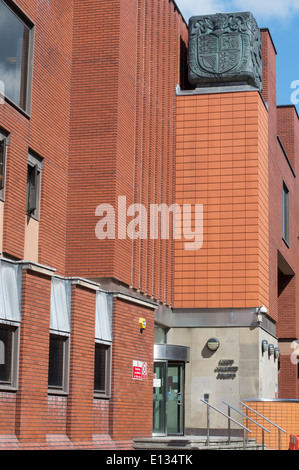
[132,360,147,380]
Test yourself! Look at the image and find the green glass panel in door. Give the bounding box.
[167,364,184,435]
[153,362,166,435]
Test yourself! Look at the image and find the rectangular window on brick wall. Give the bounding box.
[0,260,21,390]
[0,0,34,114]
[49,278,71,395]
[0,323,19,389]
[94,292,112,398]
[94,342,111,397]
[282,181,290,246]
[48,334,69,393]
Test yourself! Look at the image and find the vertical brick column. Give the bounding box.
[66,283,96,442]
[109,298,154,440]
[15,267,52,443]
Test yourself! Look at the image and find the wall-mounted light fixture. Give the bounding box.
[207,338,220,351]
[139,318,146,334]
[274,347,280,360]
[256,305,267,324]
[268,343,274,356]
[262,339,268,354]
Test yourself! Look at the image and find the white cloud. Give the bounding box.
[176,0,234,21]
[176,0,299,21]
[233,0,299,19]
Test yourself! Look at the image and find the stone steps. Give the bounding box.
[133,436,265,451]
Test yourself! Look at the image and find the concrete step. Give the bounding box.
[133,436,264,451]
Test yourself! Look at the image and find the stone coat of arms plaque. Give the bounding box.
[188,12,262,90]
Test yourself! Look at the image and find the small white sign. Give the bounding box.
[153,378,161,388]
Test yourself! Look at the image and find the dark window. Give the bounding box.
[0,137,6,197]
[26,153,43,218]
[94,343,110,395]
[282,181,289,245]
[0,326,13,384]
[0,0,32,111]
[48,335,68,390]
[0,324,18,389]
[26,163,38,214]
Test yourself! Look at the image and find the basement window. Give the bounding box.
[0,0,34,113]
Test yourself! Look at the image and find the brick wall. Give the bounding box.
[261,31,299,396]
[109,298,155,440]
[0,0,73,273]
[0,0,188,448]
[278,354,299,399]
[15,268,51,443]
[66,284,96,442]
[277,106,299,172]
[67,0,188,306]
[46,396,67,435]
[0,392,16,434]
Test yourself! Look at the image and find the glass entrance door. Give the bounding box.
[167,363,184,435]
[153,361,184,436]
[153,362,167,435]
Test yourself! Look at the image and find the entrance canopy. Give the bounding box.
[154,344,190,363]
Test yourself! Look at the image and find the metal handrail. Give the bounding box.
[200,399,252,449]
[222,401,270,450]
[241,402,287,450]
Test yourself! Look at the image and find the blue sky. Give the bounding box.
[175,0,299,113]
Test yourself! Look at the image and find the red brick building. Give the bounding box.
[0,0,298,449]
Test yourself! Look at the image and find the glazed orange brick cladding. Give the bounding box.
[243,400,299,450]
[174,91,269,311]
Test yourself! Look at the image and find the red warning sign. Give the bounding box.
[132,361,147,380]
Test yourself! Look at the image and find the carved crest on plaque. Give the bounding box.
[188,12,262,90]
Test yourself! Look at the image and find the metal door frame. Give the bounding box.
[153,359,185,436]
[153,344,190,437]
[153,360,167,436]
[166,361,185,436]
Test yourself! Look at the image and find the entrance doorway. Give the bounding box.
[153,361,184,435]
